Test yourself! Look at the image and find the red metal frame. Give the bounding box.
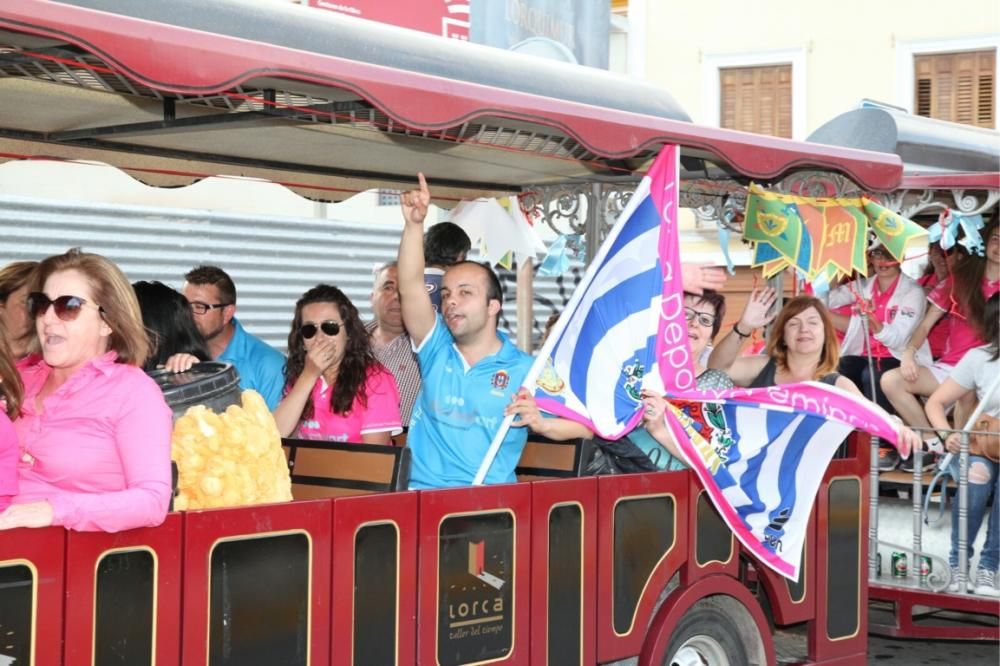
[529,476,599,666]
[809,458,869,666]
[180,500,332,666]
[595,471,689,663]
[416,483,532,665]
[330,491,419,666]
[638,572,776,666]
[869,584,1000,640]
[63,513,183,666]
[0,0,903,189]
[0,526,65,666]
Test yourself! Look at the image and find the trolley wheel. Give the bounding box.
[664,607,748,666]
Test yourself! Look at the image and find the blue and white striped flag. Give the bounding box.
[532,144,693,438]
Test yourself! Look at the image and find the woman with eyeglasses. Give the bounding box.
[274,284,402,444]
[0,320,23,513]
[0,249,172,532]
[615,291,734,471]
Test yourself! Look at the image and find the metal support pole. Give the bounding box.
[859,311,883,582]
[515,257,534,353]
[584,183,602,267]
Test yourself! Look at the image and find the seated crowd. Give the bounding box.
[0,180,995,597]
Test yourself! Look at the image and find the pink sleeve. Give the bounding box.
[0,413,17,513]
[49,372,173,532]
[927,276,953,313]
[359,367,402,438]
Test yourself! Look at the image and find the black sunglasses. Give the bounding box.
[300,321,341,339]
[27,293,102,321]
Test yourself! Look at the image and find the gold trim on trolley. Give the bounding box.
[542,501,586,666]
[204,529,314,665]
[0,558,38,666]
[434,508,517,666]
[825,475,863,642]
[610,493,677,638]
[350,519,401,666]
[693,490,735,568]
[90,546,158,666]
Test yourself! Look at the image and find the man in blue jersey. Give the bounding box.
[183,265,285,410]
[398,174,591,489]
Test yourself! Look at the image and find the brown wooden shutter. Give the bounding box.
[720,64,793,138]
[914,49,995,128]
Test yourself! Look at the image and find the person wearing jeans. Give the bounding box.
[925,293,1000,596]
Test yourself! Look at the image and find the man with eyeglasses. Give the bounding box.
[182,265,285,410]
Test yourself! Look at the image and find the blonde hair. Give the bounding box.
[766,295,840,381]
[31,249,149,366]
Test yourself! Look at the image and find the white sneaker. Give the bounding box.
[973,568,999,597]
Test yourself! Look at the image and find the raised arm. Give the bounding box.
[397,173,436,346]
[708,287,776,384]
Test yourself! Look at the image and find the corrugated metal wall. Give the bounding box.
[0,195,582,351]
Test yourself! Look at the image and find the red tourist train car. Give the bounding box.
[1,1,995,663]
[0,433,873,665]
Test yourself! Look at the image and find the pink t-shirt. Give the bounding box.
[918,273,949,360]
[0,411,17,513]
[13,352,173,532]
[928,276,1000,365]
[295,365,402,443]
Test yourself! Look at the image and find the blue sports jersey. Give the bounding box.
[219,318,286,410]
[407,315,533,489]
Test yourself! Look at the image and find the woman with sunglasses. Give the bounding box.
[0,320,23,513]
[0,249,172,532]
[274,284,402,444]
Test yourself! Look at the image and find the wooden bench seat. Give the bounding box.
[282,438,411,499]
[515,437,593,481]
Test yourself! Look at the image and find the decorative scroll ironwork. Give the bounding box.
[520,181,638,240]
[875,188,1000,219]
[778,171,865,199]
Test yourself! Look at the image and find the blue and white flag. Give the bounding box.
[531,144,692,438]
[518,143,907,580]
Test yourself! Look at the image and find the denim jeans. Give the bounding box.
[950,455,999,571]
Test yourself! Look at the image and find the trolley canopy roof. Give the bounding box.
[0,0,903,201]
[808,106,1000,190]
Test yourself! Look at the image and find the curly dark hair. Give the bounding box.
[285,284,379,418]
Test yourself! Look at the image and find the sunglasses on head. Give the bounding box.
[300,320,341,339]
[27,293,102,321]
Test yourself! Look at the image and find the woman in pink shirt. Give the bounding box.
[882,220,1000,455]
[275,284,401,444]
[0,322,22,512]
[0,249,172,532]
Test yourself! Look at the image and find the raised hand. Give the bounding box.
[401,172,430,226]
[739,287,778,331]
[680,264,727,295]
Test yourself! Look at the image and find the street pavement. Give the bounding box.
[868,634,999,664]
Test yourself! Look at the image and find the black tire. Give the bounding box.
[664,607,749,666]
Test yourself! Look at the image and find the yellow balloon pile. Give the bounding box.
[171,390,292,510]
